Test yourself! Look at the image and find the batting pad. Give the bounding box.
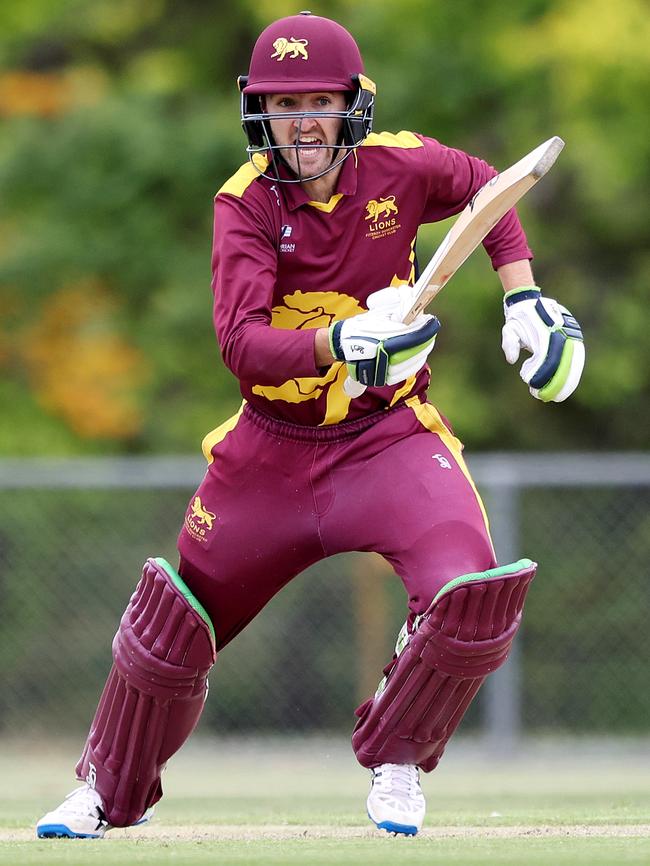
[352,559,536,772]
[76,558,216,827]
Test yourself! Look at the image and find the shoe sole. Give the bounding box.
[368,811,419,836]
[36,824,103,839]
[36,810,152,839]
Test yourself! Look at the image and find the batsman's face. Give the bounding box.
[264,91,347,179]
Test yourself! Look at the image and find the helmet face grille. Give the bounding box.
[239,74,375,184]
[237,14,374,182]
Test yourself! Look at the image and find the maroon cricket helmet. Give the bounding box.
[242,11,365,94]
[237,11,376,183]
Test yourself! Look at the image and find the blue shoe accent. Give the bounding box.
[132,810,153,827]
[36,823,102,839]
[37,808,152,838]
[369,814,418,836]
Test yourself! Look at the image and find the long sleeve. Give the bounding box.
[211,192,321,386]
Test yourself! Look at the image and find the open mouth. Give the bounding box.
[295,136,323,157]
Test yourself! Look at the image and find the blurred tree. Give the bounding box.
[22,282,149,439]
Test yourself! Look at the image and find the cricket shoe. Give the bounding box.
[366,763,425,836]
[36,784,153,839]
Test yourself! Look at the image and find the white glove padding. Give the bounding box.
[365,285,418,321]
[329,301,440,388]
[501,287,585,402]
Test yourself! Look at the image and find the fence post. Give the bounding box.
[482,482,522,752]
[353,554,392,704]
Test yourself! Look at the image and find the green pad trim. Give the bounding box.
[154,557,216,642]
[432,558,535,605]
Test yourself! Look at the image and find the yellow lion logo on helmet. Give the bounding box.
[271,37,309,61]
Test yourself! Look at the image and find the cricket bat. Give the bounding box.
[344,135,565,397]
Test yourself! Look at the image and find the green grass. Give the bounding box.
[2,736,650,865]
[6,837,650,866]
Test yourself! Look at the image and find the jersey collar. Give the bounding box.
[277,150,359,212]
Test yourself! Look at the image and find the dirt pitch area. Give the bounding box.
[4,823,650,843]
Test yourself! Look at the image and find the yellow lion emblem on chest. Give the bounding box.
[365,196,398,222]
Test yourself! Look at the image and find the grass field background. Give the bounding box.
[2,735,649,865]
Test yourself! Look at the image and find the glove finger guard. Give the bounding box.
[502,287,585,402]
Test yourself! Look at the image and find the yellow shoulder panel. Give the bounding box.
[362,130,423,149]
[216,154,268,198]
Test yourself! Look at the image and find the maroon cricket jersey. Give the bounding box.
[211,131,533,426]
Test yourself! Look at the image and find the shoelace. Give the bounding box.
[374,764,418,798]
[60,786,103,817]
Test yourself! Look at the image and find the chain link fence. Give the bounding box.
[0,454,648,744]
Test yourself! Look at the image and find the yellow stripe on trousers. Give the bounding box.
[405,397,495,558]
[201,402,245,464]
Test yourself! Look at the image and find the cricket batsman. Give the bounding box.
[37,12,584,838]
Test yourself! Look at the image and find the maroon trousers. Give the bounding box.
[177,399,496,652]
[76,398,505,826]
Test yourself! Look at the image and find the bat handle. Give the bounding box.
[344,376,367,398]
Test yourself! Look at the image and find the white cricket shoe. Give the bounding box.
[367,763,426,836]
[36,784,153,839]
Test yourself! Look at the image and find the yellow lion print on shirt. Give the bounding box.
[252,291,361,425]
[252,285,416,425]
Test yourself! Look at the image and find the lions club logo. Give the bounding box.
[365,195,401,240]
[365,196,398,221]
[271,37,309,61]
[184,496,217,543]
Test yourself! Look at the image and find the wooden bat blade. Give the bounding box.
[403,136,564,323]
[343,135,564,397]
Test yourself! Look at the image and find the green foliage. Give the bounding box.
[0,0,647,452]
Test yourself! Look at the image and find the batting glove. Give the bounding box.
[502,286,585,402]
[329,300,440,388]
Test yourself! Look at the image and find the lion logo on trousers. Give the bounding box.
[271,37,309,61]
[191,496,216,530]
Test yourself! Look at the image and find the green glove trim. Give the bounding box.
[388,335,437,366]
[538,338,575,402]
[503,285,539,301]
[328,322,344,361]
